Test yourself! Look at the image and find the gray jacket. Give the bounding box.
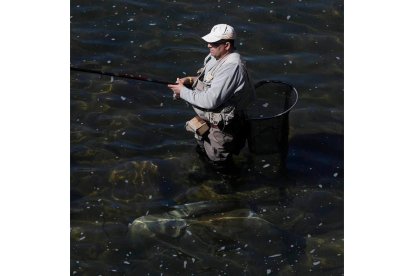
[180,52,255,125]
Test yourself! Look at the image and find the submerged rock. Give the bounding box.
[128,200,306,273]
[129,200,240,240]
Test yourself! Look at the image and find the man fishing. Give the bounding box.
[168,24,255,168]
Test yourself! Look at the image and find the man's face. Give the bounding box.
[208,41,230,59]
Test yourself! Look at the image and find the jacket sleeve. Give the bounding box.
[179,62,244,110]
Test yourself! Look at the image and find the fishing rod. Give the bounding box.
[70,66,174,85]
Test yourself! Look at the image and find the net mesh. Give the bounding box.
[245,81,298,157]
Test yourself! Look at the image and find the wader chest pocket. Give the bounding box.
[185,116,210,136]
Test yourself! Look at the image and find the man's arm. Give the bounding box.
[179,63,242,109]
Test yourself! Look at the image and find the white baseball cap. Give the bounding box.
[202,24,236,43]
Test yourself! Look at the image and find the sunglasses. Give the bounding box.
[210,40,229,47]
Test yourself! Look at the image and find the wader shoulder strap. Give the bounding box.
[193,55,213,91]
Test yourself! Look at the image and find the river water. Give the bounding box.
[71,0,343,275]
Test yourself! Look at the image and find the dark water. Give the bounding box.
[71,0,343,275]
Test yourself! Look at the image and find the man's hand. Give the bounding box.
[168,78,185,99]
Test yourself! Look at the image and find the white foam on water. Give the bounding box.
[269,253,282,258]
